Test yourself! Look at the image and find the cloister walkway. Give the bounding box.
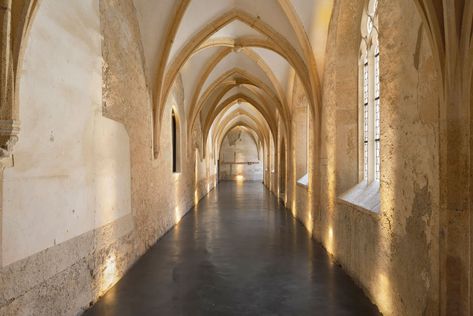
[85,182,380,315]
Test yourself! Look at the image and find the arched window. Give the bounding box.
[360,0,379,183]
[172,110,181,173]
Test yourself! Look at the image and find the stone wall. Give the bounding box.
[312,0,441,315]
[0,1,457,315]
[0,1,215,315]
[287,74,313,234]
[291,77,309,181]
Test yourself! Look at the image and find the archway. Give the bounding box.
[218,126,263,182]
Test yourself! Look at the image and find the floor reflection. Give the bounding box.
[85,181,380,316]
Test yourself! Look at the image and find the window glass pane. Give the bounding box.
[367,16,373,35]
[364,142,368,180]
[374,44,380,181]
[363,57,369,180]
[375,139,380,181]
[375,45,380,98]
[360,0,379,183]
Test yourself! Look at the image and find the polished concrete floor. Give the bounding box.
[85,182,380,316]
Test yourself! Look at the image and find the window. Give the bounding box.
[296,105,310,188]
[360,0,379,183]
[172,110,181,173]
[339,0,380,213]
[374,44,380,181]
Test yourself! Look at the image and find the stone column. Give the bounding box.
[0,152,12,266]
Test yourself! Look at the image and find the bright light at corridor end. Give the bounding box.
[236,175,244,182]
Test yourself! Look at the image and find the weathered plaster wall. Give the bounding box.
[313,0,441,315]
[0,1,214,315]
[2,0,132,267]
[219,127,263,181]
[100,0,215,266]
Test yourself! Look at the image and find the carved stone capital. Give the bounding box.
[0,119,19,158]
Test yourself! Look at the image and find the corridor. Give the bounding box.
[85,182,379,316]
[3,1,473,315]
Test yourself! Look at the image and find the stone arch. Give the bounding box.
[0,0,39,157]
[187,46,287,112]
[203,94,276,143]
[208,103,272,160]
[215,114,270,157]
[160,11,313,107]
[218,124,264,162]
[218,124,264,182]
[188,68,286,145]
[153,9,316,156]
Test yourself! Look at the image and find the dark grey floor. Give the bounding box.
[84,182,380,316]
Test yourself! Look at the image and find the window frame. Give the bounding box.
[359,0,380,185]
[339,0,381,214]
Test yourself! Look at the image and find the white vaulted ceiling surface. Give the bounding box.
[132,0,333,155]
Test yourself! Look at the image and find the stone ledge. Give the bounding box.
[337,181,380,214]
[297,173,309,189]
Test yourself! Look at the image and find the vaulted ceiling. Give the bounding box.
[132,0,334,155]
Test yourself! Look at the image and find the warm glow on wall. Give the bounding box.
[326,226,334,254]
[236,175,244,181]
[194,190,199,205]
[100,254,118,295]
[376,273,393,314]
[307,178,314,235]
[306,213,313,234]
[174,206,181,223]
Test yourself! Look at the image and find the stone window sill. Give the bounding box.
[296,173,309,190]
[337,180,380,214]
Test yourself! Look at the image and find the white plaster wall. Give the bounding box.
[2,0,131,266]
[219,128,263,181]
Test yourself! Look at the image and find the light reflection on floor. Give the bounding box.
[85,182,380,316]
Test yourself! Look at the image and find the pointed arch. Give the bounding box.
[153,9,315,155]
[188,68,287,141]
